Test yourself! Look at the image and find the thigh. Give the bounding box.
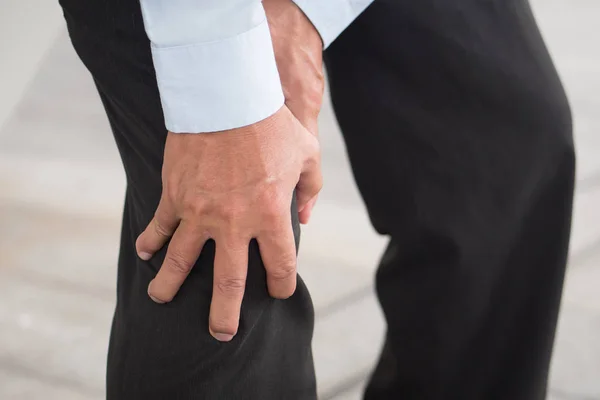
[325,0,573,237]
[60,1,316,398]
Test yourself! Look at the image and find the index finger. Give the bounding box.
[147,221,207,303]
[136,199,178,260]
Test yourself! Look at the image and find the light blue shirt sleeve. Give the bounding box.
[293,0,373,48]
[139,0,374,133]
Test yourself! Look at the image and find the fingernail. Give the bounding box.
[149,295,165,304]
[212,332,234,342]
[147,281,165,304]
[139,251,152,261]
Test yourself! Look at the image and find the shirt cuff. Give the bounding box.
[151,19,284,133]
[293,0,373,48]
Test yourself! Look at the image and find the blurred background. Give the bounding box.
[0,0,599,399]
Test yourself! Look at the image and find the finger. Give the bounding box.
[147,222,207,303]
[209,237,248,342]
[296,161,323,213]
[298,195,318,225]
[136,200,178,260]
[257,218,297,299]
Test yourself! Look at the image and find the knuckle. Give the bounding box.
[218,202,247,223]
[303,147,321,169]
[262,203,284,225]
[164,184,179,204]
[215,277,246,298]
[153,218,171,238]
[182,196,202,215]
[269,258,297,282]
[165,251,193,274]
[257,193,286,221]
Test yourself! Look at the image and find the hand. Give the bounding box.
[264,0,325,223]
[136,106,322,341]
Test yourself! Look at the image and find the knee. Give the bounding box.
[550,92,574,151]
[545,89,576,172]
[524,77,575,172]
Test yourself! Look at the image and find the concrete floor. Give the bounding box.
[0,1,599,399]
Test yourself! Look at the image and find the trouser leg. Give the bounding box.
[325,1,575,398]
[60,0,317,398]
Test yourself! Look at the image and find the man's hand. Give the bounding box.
[136,106,321,341]
[264,0,325,223]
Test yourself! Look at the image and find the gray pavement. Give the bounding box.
[0,1,599,399]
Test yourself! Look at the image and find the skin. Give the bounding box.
[135,0,325,342]
[266,0,325,222]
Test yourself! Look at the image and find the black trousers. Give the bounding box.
[60,0,575,399]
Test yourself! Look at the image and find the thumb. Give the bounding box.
[296,157,322,214]
[292,111,322,222]
[298,195,318,224]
